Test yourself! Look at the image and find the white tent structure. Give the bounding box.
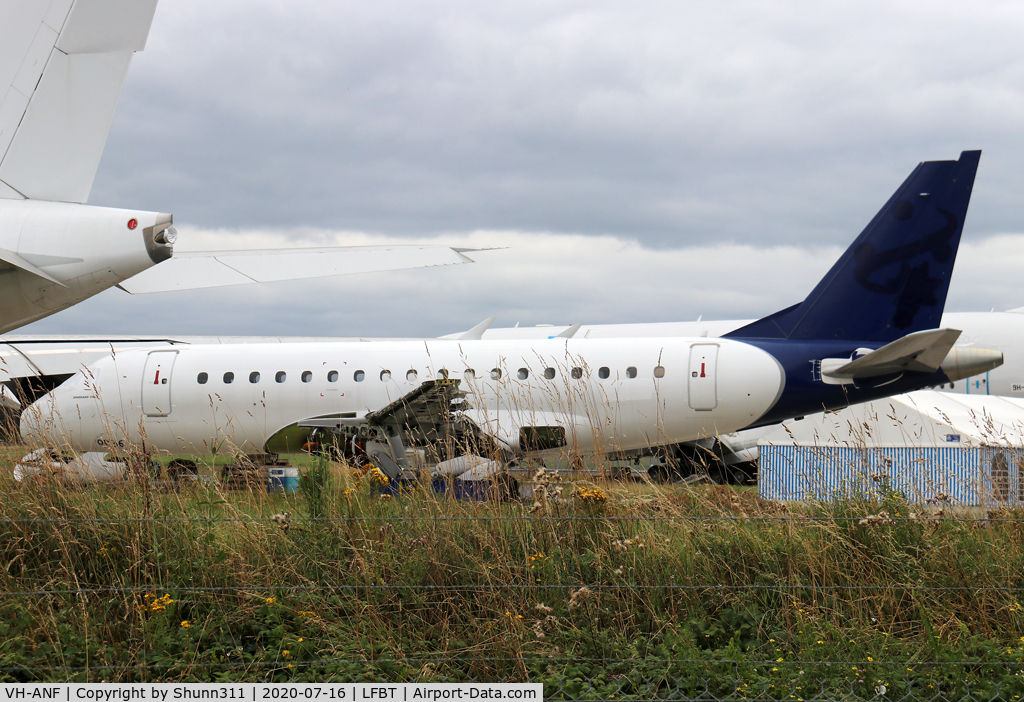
[758,391,1024,507]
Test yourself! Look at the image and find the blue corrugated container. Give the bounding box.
[758,392,1024,508]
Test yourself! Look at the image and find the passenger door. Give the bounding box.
[688,344,718,411]
[142,350,177,416]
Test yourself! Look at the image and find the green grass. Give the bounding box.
[1,450,1023,699]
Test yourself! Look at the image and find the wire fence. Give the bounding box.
[3,490,1024,699]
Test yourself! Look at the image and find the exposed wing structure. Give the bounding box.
[0,0,158,203]
[117,245,478,293]
[295,379,473,481]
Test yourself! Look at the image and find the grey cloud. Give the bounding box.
[87,0,1024,248]
[19,227,1017,339]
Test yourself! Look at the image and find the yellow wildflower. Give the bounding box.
[368,467,390,486]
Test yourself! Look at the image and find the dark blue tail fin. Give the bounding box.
[725,150,980,343]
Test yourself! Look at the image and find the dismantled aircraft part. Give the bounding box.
[432,454,504,481]
[13,448,159,484]
[429,457,519,502]
[296,379,511,466]
[369,452,406,482]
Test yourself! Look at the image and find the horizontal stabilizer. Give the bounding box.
[117,245,478,294]
[822,328,962,379]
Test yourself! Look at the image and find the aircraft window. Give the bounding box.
[464,369,475,380]
[626,367,637,379]
[223,372,234,384]
[517,368,529,380]
[276,371,286,383]
[437,368,449,379]
[250,371,260,383]
[301,371,312,383]
[380,370,391,381]
[354,370,365,382]
[328,370,339,382]
[571,367,583,379]
[598,367,610,379]
[544,368,556,380]
[490,368,502,380]
[197,372,208,384]
[654,365,665,378]
[407,369,418,382]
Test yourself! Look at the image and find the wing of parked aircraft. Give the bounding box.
[117,245,480,293]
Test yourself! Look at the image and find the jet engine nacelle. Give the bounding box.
[0,200,174,333]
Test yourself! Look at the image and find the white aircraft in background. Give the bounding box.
[22,151,1003,489]
[0,0,477,338]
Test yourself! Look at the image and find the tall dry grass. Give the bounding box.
[0,448,1023,698]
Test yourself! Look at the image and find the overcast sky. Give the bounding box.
[22,0,1024,338]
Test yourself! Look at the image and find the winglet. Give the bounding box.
[455,317,496,340]
[553,323,582,339]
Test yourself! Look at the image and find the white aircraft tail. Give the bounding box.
[0,0,158,203]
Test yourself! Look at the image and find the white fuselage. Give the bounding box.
[23,337,785,456]
[473,311,1024,397]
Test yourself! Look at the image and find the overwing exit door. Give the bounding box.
[142,350,178,416]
